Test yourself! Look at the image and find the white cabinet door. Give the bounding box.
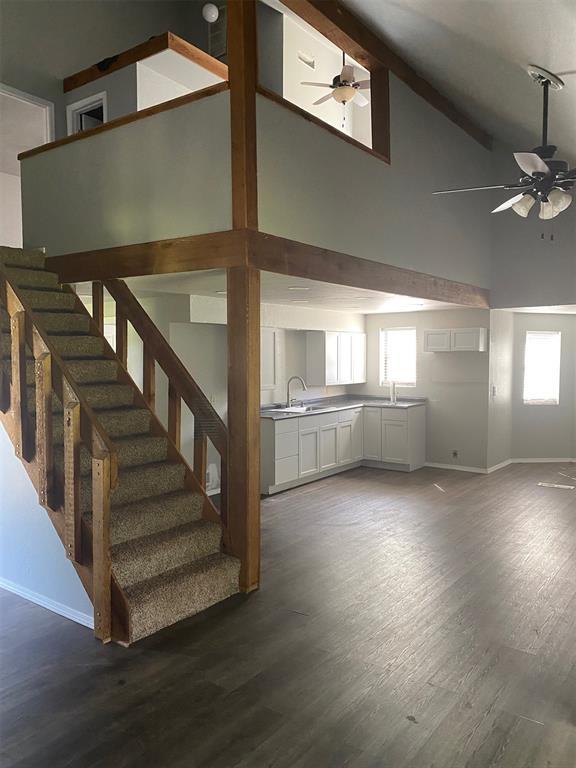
[320,423,338,470]
[451,328,487,352]
[351,333,366,383]
[352,409,363,460]
[261,327,276,389]
[338,332,353,384]
[382,420,409,463]
[326,332,339,385]
[363,407,381,460]
[299,427,320,477]
[275,456,299,484]
[337,421,353,464]
[423,329,451,353]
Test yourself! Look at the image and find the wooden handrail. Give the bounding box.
[103,279,228,457]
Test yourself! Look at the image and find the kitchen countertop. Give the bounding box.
[260,397,426,420]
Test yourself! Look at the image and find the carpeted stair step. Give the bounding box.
[49,335,105,358]
[0,247,46,270]
[96,490,204,546]
[80,461,185,512]
[21,289,76,311]
[112,519,222,589]
[36,312,91,335]
[2,357,118,387]
[26,387,62,414]
[124,552,240,642]
[79,383,134,410]
[4,266,59,290]
[54,434,168,477]
[50,406,151,444]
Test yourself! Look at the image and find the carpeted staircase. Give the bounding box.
[0,246,240,643]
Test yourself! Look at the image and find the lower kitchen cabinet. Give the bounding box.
[319,422,338,471]
[299,427,320,477]
[363,407,381,461]
[381,420,409,463]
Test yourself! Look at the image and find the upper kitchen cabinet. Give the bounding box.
[424,327,487,353]
[306,331,366,386]
[261,327,284,390]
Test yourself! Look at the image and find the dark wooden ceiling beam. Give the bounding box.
[281,0,492,150]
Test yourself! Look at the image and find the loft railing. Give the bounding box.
[0,266,116,642]
[93,279,229,531]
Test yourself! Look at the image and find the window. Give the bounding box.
[379,328,417,386]
[523,331,561,405]
[66,92,107,136]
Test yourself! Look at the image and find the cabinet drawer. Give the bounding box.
[338,408,355,422]
[275,431,299,459]
[379,408,408,422]
[275,456,299,485]
[299,412,338,430]
[275,417,299,434]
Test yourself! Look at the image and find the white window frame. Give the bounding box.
[66,92,108,136]
[0,82,55,143]
[379,327,417,387]
[522,330,561,406]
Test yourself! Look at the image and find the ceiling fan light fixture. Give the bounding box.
[511,194,536,218]
[548,188,573,214]
[333,85,356,104]
[539,200,560,220]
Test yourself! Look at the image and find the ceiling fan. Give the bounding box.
[301,52,370,107]
[433,65,575,220]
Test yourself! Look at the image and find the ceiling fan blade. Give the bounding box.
[313,92,334,106]
[301,81,333,88]
[491,193,526,213]
[433,184,514,195]
[341,64,355,83]
[514,152,550,176]
[354,91,369,107]
[356,80,371,89]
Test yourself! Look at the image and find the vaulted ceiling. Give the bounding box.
[341,0,576,163]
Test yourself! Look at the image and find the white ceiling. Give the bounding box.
[340,0,576,164]
[123,270,461,314]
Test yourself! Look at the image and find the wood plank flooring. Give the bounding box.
[2,462,576,767]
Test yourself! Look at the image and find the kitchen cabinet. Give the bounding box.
[337,421,353,464]
[381,420,409,463]
[261,417,300,492]
[299,427,320,477]
[306,331,366,386]
[424,327,487,353]
[320,422,338,470]
[261,327,279,389]
[363,407,382,461]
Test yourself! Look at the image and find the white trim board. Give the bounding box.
[0,578,94,629]
[0,82,55,143]
[426,458,576,475]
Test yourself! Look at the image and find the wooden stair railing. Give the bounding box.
[95,279,229,531]
[0,267,117,642]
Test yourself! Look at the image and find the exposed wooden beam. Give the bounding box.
[248,231,490,308]
[228,0,259,230]
[47,230,247,284]
[281,0,492,150]
[20,82,229,161]
[63,31,228,93]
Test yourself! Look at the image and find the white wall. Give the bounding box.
[22,91,232,255]
[63,66,138,129]
[511,313,576,460]
[0,171,22,247]
[0,427,93,626]
[137,63,192,111]
[257,74,493,290]
[350,308,492,469]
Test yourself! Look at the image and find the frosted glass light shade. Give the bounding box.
[202,3,219,22]
[548,188,573,214]
[539,200,560,220]
[511,194,536,218]
[333,85,356,104]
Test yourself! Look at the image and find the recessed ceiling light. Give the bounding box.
[288,286,310,291]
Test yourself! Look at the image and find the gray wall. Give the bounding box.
[0,0,208,138]
[350,308,492,469]
[486,309,514,468]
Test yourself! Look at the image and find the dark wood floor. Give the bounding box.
[2,463,576,767]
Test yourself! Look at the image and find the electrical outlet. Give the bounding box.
[452,450,459,459]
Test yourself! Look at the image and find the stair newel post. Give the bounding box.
[11,309,33,462]
[63,378,82,563]
[143,346,155,409]
[34,335,54,509]
[168,382,181,450]
[92,281,104,333]
[115,307,128,368]
[92,432,112,644]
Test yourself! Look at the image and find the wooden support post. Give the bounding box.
[63,380,82,563]
[35,351,54,509]
[167,382,181,450]
[11,311,32,461]
[92,281,104,333]
[227,266,260,592]
[92,448,112,643]
[0,319,9,413]
[143,346,155,409]
[193,424,208,490]
[115,308,128,367]
[370,67,390,162]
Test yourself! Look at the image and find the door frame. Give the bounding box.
[0,83,55,145]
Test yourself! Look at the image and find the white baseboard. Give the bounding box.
[510,457,575,464]
[0,577,94,629]
[426,458,576,476]
[425,462,487,474]
[486,459,512,474]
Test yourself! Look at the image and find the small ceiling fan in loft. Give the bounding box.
[300,52,370,107]
[433,65,575,220]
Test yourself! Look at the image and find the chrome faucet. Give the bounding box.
[390,381,397,405]
[286,375,308,407]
